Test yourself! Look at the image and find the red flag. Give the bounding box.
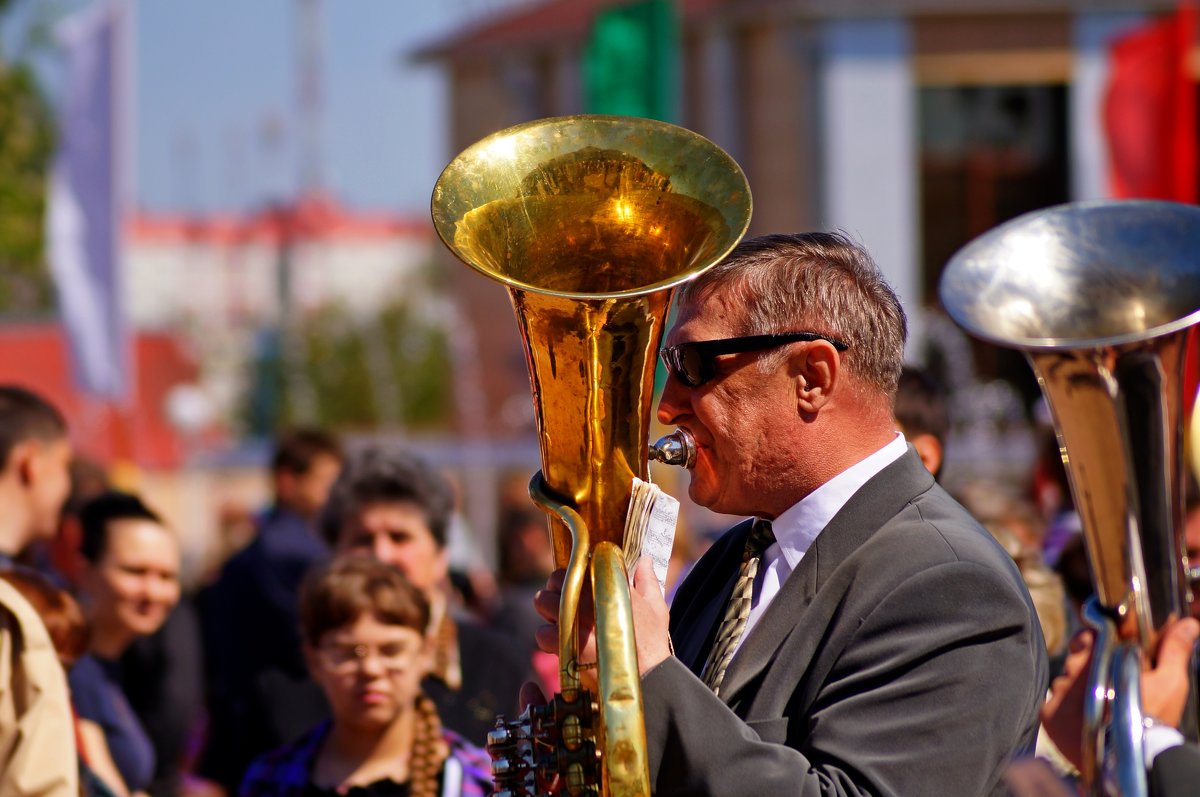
[1104,3,1197,202]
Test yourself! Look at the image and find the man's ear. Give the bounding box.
[909,433,944,478]
[793,341,840,414]
[9,440,38,488]
[432,546,451,591]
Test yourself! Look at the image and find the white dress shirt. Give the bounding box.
[735,433,909,653]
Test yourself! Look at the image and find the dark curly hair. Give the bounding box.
[318,448,454,549]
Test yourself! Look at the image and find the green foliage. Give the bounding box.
[245,292,454,435]
[0,60,56,313]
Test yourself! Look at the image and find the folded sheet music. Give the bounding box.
[622,476,680,594]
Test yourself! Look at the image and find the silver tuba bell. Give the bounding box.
[940,200,1200,796]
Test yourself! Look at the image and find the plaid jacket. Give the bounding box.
[238,720,492,797]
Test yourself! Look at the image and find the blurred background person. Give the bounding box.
[120,587,207,797]
[0,569,80,797]
[198,428,343,792]
[894,364,949,480]
[488,501,559,695]
[320,447,530,745]
[0,385,77,796]
[0,566,126,797]
[238,556,490,797]
[47,457,112,588]
[1183,471,1200,620]
[71,491,182,797]
[489,503,553,657]
[0,385,73,568]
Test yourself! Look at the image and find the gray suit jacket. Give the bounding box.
[1150,743,1200,797]
[643,448,1048,796]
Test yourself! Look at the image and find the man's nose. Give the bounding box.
[372,537,394,564]
[657,371,690,425]
[150,576,177,604]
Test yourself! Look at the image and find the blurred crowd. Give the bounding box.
[0,363,1194,797]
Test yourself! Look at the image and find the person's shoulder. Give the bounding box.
[256,510,328,563]
[239,721,328,796]
[875,484,1014,568]
[0,580,57,651]
[68,653,106,687]
[214,535,265,581]
[443,728,493,795]
[68,655,113,718]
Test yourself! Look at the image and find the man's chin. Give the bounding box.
[686,476,721,512]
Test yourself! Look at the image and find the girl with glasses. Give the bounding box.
[238,556,491,797]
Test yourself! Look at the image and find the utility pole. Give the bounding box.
[276,0,324,426]
[296,0,324,194]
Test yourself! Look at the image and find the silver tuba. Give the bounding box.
[940,200,1200,796]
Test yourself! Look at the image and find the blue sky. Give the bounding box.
[134,0,474,215]
[7,0,522,216]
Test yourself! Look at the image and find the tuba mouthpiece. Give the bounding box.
[649,428,697,469]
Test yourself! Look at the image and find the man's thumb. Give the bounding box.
[1157,617,1200,669]
[632,556,661,597]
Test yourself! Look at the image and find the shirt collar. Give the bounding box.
[769,432,909,569]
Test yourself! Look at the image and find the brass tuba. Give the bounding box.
[431,115,751,797]
[940,200,1200,796]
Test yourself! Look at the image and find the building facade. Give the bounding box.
[419,0,1180,438]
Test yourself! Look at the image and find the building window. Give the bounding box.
[920,83,1070,404]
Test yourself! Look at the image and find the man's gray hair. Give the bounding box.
[677,232,907,396]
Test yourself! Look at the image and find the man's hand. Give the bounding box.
[520,680,549,712]
[1040,629,1094,771]
[1142,616,1200,727]
[533,558,674,688]
[1041,617,1200,771]
[533,568,599,691]
[629,556,673,674]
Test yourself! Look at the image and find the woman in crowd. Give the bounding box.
[71,491,182,796]
[239,555,491,797]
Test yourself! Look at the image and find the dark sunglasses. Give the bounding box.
[659,331,850,388]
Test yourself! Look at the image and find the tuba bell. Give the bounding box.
[431,115,751,797]
[939,200,1200,796]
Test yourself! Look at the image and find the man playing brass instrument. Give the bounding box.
[536,232,1048,796]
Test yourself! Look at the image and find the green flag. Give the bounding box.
[583,0,680,122]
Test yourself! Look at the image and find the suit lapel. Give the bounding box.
[669,520,754,675]
[717,448,935,703]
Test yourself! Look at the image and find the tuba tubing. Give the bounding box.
[940,200,1200,796]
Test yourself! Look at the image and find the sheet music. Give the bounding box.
[623,476,679,594]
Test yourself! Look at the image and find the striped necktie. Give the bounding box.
[702,518,776,696]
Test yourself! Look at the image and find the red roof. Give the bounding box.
[414,0,727,62]
[129,192,433,246]
[0,324,203,470]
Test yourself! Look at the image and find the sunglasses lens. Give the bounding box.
[662,347,697,387]
[678,346,706,387]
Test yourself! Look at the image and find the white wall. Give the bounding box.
[819,18,922,353]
